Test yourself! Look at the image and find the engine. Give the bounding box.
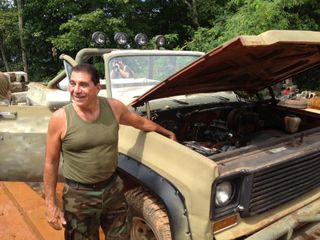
[157,106,263,156]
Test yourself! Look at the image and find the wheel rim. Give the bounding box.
[130,216,158,240]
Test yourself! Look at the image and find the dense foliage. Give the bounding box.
[0,0,319,88]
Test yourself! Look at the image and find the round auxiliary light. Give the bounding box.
[114,32,129,47]
[91,31,106,46]
[215,181,234,207]
[155,35,167,48]
[134,33,148,47]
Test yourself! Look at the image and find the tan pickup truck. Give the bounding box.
[1,30,320,240]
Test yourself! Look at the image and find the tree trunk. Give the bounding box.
[185,0,200,27]
[17,0,28,74]
[0,44,10,72]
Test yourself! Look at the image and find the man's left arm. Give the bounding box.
[122,110,176,140]
[111,99,176,140]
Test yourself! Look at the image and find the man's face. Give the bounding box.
[69,71,101,107]
[118,61,124,67]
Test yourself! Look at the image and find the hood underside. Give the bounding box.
[132,30,320,107]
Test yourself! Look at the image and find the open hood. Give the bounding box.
[131,30,320,107]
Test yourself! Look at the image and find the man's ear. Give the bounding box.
[96,83,102,91]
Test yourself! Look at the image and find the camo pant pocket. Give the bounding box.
[63,186,102,240]
[64,214,100,240]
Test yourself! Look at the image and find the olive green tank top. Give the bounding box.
[62,97,119,183]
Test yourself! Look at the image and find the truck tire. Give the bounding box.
[125,187,172,240]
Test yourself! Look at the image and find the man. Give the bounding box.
[110,60,134,79]
[43,63,176,240]
[0,72,11,104]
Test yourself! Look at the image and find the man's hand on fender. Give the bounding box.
[169,131,177,141]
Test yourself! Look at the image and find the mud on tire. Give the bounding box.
[125,187,172,240]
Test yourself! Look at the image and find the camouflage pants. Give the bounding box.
[63,175,131,240]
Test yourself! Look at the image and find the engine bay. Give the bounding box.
[149,101,320,157]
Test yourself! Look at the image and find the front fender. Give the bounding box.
[118,125,219,240]
[118,154,192,240]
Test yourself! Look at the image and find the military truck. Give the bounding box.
[1,30,320,240]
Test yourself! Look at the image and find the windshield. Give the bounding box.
[107,54,200,104]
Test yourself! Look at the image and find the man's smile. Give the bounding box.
[72,95,86,102]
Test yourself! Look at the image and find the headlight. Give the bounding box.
[134,33,148,47]
[91,31,107,46]
[215,181,234,207]
[155,35,166,49]
[114,32,129,47]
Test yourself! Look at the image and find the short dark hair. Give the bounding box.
[72,63,100,85]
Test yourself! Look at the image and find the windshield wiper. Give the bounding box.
[172,99,189,105]
[216,96,230,102]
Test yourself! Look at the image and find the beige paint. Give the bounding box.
[119,124,320,239]
[0,105,52,181]
[119,125,219,239]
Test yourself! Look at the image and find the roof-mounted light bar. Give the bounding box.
[155,35,167,49]
[134,33,148,47]
[114,32,129,48]
[91,31,167,49]
[91,31,107,46]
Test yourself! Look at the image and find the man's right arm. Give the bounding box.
[43,109,66,230]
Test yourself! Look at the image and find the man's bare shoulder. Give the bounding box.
[107,97,122,105]
[106,98,127,121]
[107,98,127,110]
[48,107,67,130]
[51,107,66,121]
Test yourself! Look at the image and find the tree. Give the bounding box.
[187,0,320,51]
[51,9,127,52]
[21,0,196,81]
[1,0,320,82]
[17,0,27,73]
[0,2,20,72]
[52,0,193,51]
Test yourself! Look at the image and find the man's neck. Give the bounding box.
[72,98,100,122]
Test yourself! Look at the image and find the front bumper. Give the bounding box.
[245,199,320,240]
